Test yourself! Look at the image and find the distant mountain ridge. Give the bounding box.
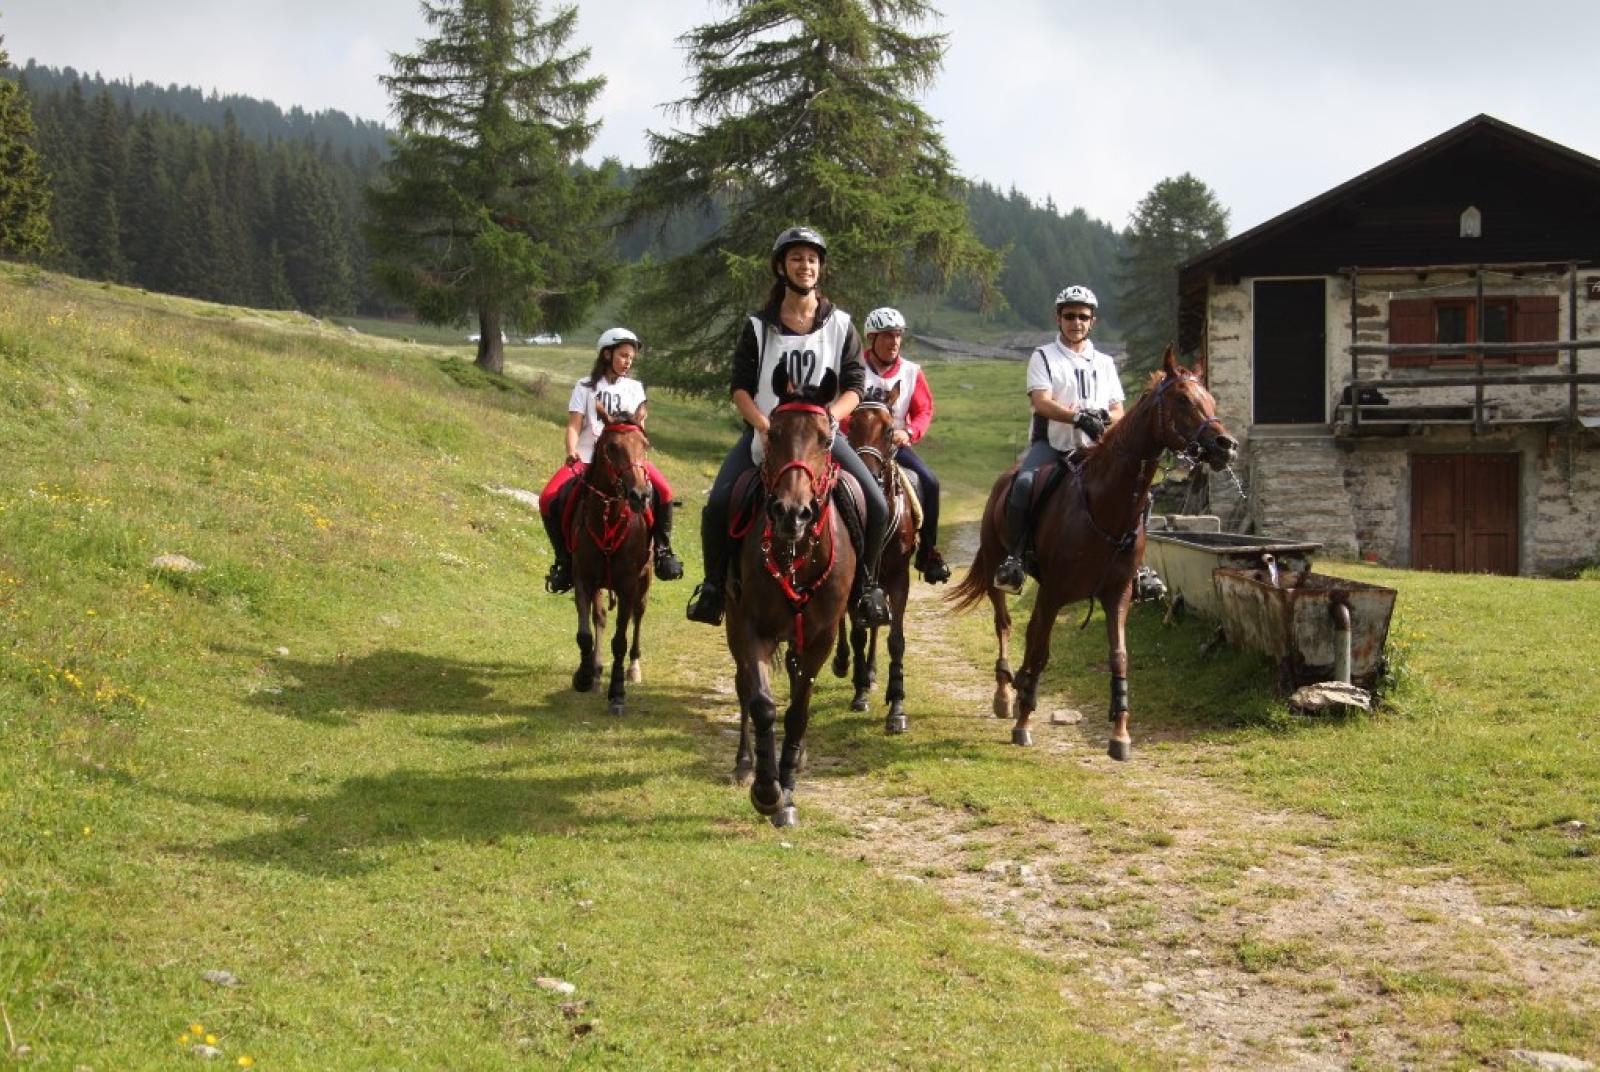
[7,60,392,156]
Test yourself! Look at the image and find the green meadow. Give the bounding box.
[2,266,1595,1069]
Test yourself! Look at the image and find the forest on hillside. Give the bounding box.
[3,62,1126,331]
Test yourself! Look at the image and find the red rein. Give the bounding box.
[760,403,839,656]
[583,426,650,585]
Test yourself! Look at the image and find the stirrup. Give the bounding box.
[853,585,892,628]
[654,547,684,582]
[992,555,1025,595]
[544,559,573,595]
[686,581,724,625]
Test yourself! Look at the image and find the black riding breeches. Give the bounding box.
[1006,439,1064,550]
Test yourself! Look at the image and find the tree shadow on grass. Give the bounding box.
[236,647,544,727]
[157,753,723,878]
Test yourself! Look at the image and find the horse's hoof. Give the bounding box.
[750,781,782,816]
[626,660,643,684]
[1011,726,1033,747]
[992,687,1014,719]
[730,766,754,787]
[831,653,849,678]
[770,806,798,829]
[607,700,625,717]
[885,713,908,735]
[572,670,595,693]
[1108,738,1132,762]
[850,692,870,712]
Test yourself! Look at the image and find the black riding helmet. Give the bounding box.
[771,226,827,294]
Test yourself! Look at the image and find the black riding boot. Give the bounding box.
[992,474,1033,595]
[686,503,730,625]
[652,500,683,581]
[541,503,573,594]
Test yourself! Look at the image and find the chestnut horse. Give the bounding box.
[570,408,654,716]
[728,369,856,827]
[948,348,1238,760]
[832,384,918,734]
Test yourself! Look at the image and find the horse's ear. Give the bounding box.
[1161,344,1179,378]
[886,380,902,407]
[816,368,838,404]
[770,362,792,402]
[1191,348,1209,383]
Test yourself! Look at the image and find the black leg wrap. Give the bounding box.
[1110,675,1129,719]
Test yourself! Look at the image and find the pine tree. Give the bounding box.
[1118,173,1228,370]
[80,91,129,280]
[0,36,51,257]
[366,0,619,373]
[625,0,1000,392]
[279,155,354,315]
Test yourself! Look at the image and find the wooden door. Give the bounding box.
[1410,454,1519,574]
[1253,279,1327,424]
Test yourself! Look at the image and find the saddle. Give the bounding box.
[729,467,867,560]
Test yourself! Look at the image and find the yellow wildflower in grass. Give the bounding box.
[206,1034,218,1045]
[82,826,91,836]
[190,1023,204,1035]
[238,1058,255,1068]
[179,1034,191,1045]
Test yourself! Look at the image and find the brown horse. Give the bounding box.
[570,407,654,716]
[832,383,918,734]
[728,369,856,827]
[948,347,1238,760]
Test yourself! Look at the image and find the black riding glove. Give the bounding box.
[1073,407,1110,441]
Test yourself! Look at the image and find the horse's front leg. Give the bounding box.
[742,624,783,817]
[883,572,909,735]
[989,587,1015,719]
[1010,590,1065,747]
[849,616,872,712]
[627,582,646,684]
[774,632,833,829]
[1105,589,1133,761]
[572,579,597,693]
[606,586,630,716]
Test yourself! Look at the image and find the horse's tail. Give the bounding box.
[945,471,1011,614]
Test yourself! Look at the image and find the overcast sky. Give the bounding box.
[5,1,1597,236]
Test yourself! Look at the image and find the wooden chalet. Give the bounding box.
[1177,114,1600,575]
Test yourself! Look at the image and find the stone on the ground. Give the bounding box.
[1288,681,1372,713]
[1508,1051,1594,1072]
[192,1044,222,1059]
[151,553,202,573]
[484,484,541,511]
[536,977,576,996]
[1050,708,1083,725]
[201,969,239,987]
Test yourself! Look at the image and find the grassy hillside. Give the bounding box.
[3,267,1596,1069]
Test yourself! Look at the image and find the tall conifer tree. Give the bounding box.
[1117,173,1228,370]
[367,0,619,373]
[0,36,51,257]
[625,0,1000,391]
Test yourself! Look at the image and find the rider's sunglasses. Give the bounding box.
[1059,312,1093,322]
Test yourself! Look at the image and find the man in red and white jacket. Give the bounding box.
[859,307,950,583]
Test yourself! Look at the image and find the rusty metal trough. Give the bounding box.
[1143,528,1322,620]
[1212,567,1398,690]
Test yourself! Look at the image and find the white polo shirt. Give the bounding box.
[567,375,647,463]
[1026,339,1124,451]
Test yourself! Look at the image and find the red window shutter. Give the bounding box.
[1389,298,1433,368]
[1514,295,1559,365]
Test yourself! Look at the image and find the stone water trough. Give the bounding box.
[1144,518,1398,693]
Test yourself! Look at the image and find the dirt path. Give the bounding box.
[801,527,1599,1070]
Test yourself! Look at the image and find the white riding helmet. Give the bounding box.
[1054,285,1098,311]
[596,327,640,353]
[864,307,906,334]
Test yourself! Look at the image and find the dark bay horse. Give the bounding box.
[728,369,856,827]
[948,348,1238,760]
[832,384,918,734]
[570,408,653,716]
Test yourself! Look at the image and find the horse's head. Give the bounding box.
[763,366,839,542]
[845,383,900,479]
[595,404,651,510]
[1147,346,1238,470]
